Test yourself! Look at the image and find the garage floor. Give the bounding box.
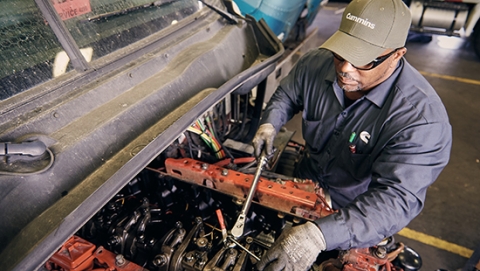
[283,2,480,271]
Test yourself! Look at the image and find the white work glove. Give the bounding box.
[256,222,326,271]
[252,123,277,157]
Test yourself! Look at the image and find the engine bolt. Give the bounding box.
[185,252,195,262]
[201,163,208,170]
[221,169,228,176]
[375,247,387,259]
[115,254,126,266]
[153,254,167,266]
[108,236,121,246]
[196,237,208,251]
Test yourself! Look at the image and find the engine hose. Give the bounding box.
[244,79,267,143]
[232,93,250,141]
[214,157,256,167]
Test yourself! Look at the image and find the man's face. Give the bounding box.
[333,48,406,95]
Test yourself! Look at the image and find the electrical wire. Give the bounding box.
[0,148,55,176]
[187,118,225,159]
[207,111,234,161]
[184,132,195,159]
[213,103,227,140]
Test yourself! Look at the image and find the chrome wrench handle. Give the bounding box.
[230,153,268,239]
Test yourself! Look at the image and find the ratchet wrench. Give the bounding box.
[230,152,269,239]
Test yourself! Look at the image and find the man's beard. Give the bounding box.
[338,72,362,92]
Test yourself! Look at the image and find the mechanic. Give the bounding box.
[252,0,452,271]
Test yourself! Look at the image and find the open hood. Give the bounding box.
[0,1,283,269]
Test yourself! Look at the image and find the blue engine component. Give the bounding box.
[235,0,306,41]
[234,0,325,41]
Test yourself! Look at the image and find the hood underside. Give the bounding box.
[0,5,283,270]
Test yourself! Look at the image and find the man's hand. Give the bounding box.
[252,123,277,157]
[256,222,326,271]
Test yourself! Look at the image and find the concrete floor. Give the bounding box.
[283,2,480,270]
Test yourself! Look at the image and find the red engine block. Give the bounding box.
[164,158,335,220]
[45,236,146,271]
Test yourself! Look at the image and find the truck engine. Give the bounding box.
[43,99,412,271]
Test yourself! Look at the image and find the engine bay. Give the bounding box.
[43,97,414,271]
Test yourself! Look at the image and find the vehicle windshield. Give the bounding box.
[0,0,200,101]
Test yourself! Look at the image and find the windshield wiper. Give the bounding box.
[198,0,238,24]
[83,0,178,23]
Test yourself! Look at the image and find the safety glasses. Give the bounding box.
[332,48,400,70]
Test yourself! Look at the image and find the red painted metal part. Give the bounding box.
[45,236,146,271]
[342,248,390,271]
[318,245,404,271]
[164,158,334,220]
[340,245,404,271]
[45,235,96,271]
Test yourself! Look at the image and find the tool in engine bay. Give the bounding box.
[212,215,262,264]
[215,202,262,262]
[215,209,228,242]
[230,151,269,239]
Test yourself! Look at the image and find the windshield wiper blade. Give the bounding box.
[83,0,177,23]
[199,0,238,24]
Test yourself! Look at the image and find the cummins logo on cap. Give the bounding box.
[345,13,375,29]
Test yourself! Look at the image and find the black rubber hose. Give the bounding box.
[232,93,250,141]
[243,78,267,143]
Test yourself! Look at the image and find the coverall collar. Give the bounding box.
[330,58,404,108]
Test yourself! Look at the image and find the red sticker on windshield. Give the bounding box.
[51,0,92,20]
